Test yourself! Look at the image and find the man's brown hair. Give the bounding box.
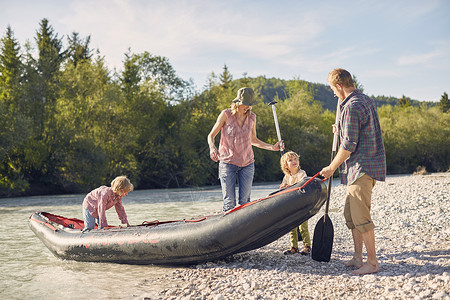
[328,68,355,88]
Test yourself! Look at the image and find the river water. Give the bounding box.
[0,182,281,299]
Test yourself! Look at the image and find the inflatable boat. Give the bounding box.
[29,177,327,265]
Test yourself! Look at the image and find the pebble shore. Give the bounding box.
[143,173,450,300]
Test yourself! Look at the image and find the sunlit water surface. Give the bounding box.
[0,183,280,299]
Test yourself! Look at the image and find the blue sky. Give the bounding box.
[1,0,449,102]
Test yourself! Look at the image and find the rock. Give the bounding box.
[432,291,449,299]
[362,274,377,282]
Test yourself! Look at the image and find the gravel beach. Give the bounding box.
[142,173,450,300]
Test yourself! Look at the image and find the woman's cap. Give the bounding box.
[232,87,258,106]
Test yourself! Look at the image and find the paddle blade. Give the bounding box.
[311,214,334,262]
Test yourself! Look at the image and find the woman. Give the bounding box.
[207,87,284,212]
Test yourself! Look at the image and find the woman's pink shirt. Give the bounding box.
[218,109,256,167]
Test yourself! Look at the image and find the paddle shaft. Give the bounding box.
[324,101,341,215]
[311,101,340,262]
[268,101,284,156]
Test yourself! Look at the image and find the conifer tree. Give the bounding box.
[121,50,141,101]
[219,64,233,89]
[36,18,64,79]
[0,26,22,111]
[439,92,449,113]
[66,32,93,67]
[24,18,64,137]
[0,26,32,195]
[399,95,411,108]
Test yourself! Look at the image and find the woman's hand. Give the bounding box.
[209,146,219,162]
[332,123,338,134]
[273,140,285,151]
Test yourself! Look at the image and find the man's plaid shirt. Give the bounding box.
[338,90,386,185]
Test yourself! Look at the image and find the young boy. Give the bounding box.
[280,151,312,255]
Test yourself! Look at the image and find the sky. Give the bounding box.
[1,0,449,102]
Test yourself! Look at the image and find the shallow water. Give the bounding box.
[0,183,281,299]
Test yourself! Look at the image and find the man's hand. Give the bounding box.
[320,166,335,180]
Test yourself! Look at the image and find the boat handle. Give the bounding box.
[299,171,322,189]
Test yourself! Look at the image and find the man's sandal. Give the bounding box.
[283,247,299,255]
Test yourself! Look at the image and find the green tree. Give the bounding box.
[0,102,32,196]
[176,89,222,186]
[0,26,33,196]
[121,50,141,101]
[119,51,189,188]
[439,92,449,113]
[21,19,64,138]
[240,72,250,86]
[399,95,411,108]
[66,32,93,67]
[53,58,112,191]
[135,51,191,101]
[0,26,22,111]
[36,19,64,79]
[379,105,449,174]
[26,19,65,191]
[219,64,233,89]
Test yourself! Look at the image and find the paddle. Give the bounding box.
[311,100,341,262]
[270,100,303,238]
[268,101,284,156]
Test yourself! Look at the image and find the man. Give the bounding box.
[320,68,386,275]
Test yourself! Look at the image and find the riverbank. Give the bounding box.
[142,173,450,299]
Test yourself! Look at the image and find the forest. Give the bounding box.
[1,19,449,197]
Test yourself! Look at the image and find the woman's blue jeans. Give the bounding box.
[219,162,255,212]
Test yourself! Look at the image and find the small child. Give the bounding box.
[82,175,134,230]
[280,151,312,255]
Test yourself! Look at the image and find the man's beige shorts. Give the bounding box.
[344,174,376,233]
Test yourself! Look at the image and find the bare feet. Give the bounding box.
[344,257,363,269]
[351,262,380,275]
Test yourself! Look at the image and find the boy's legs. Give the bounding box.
[289,228,299,248]
[283,228,299,254]
[299,220,311,247]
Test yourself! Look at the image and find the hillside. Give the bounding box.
[232,76,435,111]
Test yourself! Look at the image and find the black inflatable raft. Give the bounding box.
[29,177,327,265]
